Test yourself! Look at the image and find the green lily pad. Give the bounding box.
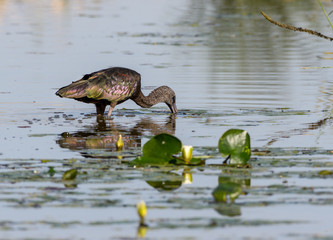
[48,167,56,177]
[62,169,78,181]
[218,129,251,164]
[170,157,205,166]
[318,170,333,176]
[132,134,182,165]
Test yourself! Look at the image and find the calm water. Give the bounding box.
[1,0,333,239]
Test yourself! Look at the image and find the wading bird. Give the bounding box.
[56,67,177,117]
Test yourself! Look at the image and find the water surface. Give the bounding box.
[1,0,333,239]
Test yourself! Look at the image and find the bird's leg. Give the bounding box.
[95,103,107,116]
[107,102,117,117]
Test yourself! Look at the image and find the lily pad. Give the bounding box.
[62,169,78,181]
[170,157,206,166]
[318,170,333,176]
[132,134,182,165]
[48,167,56,177]
[218,129,251,164]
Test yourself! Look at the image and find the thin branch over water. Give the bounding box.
[261,11,333,41]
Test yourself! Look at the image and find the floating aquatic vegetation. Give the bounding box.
[62,169,78,188]
[47,167,56,177]
[218,129,251,165]
[116,135,124,151]
[132,134,182,165]
[137,200,147,226]
[132,129,251,166]
[318,170,333,176]
[181,145,193,164]
[62,169,78,181]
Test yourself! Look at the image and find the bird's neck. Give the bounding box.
[132,87,165,108]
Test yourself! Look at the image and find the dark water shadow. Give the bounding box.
[56,115,176,158]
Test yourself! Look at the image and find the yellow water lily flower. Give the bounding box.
[182,145,193,163]
[137,200,147,223]
[116,134,124,151]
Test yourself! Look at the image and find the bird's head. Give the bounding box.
[162,86,177,114]
[166,95,177,114]
[147,85,178,114]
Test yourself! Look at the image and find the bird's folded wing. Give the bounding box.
[86,78,137,102]
[56,79,89,98]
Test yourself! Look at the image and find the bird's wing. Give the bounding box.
[85,68,139,102]
[56,79,89,98]
[56,69,109,99]
[56,67,140,101]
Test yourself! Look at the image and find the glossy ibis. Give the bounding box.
[56,67,177,117]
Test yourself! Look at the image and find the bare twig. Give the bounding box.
[261,11,333,41]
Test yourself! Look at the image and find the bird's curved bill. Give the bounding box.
[168,103,178,114]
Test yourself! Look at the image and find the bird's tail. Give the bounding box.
[56,80,88,98]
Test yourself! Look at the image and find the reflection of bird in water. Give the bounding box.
[57,132,140,151]
[96,114,176,136]
[56,67,177,117]
[56,115,176,157]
